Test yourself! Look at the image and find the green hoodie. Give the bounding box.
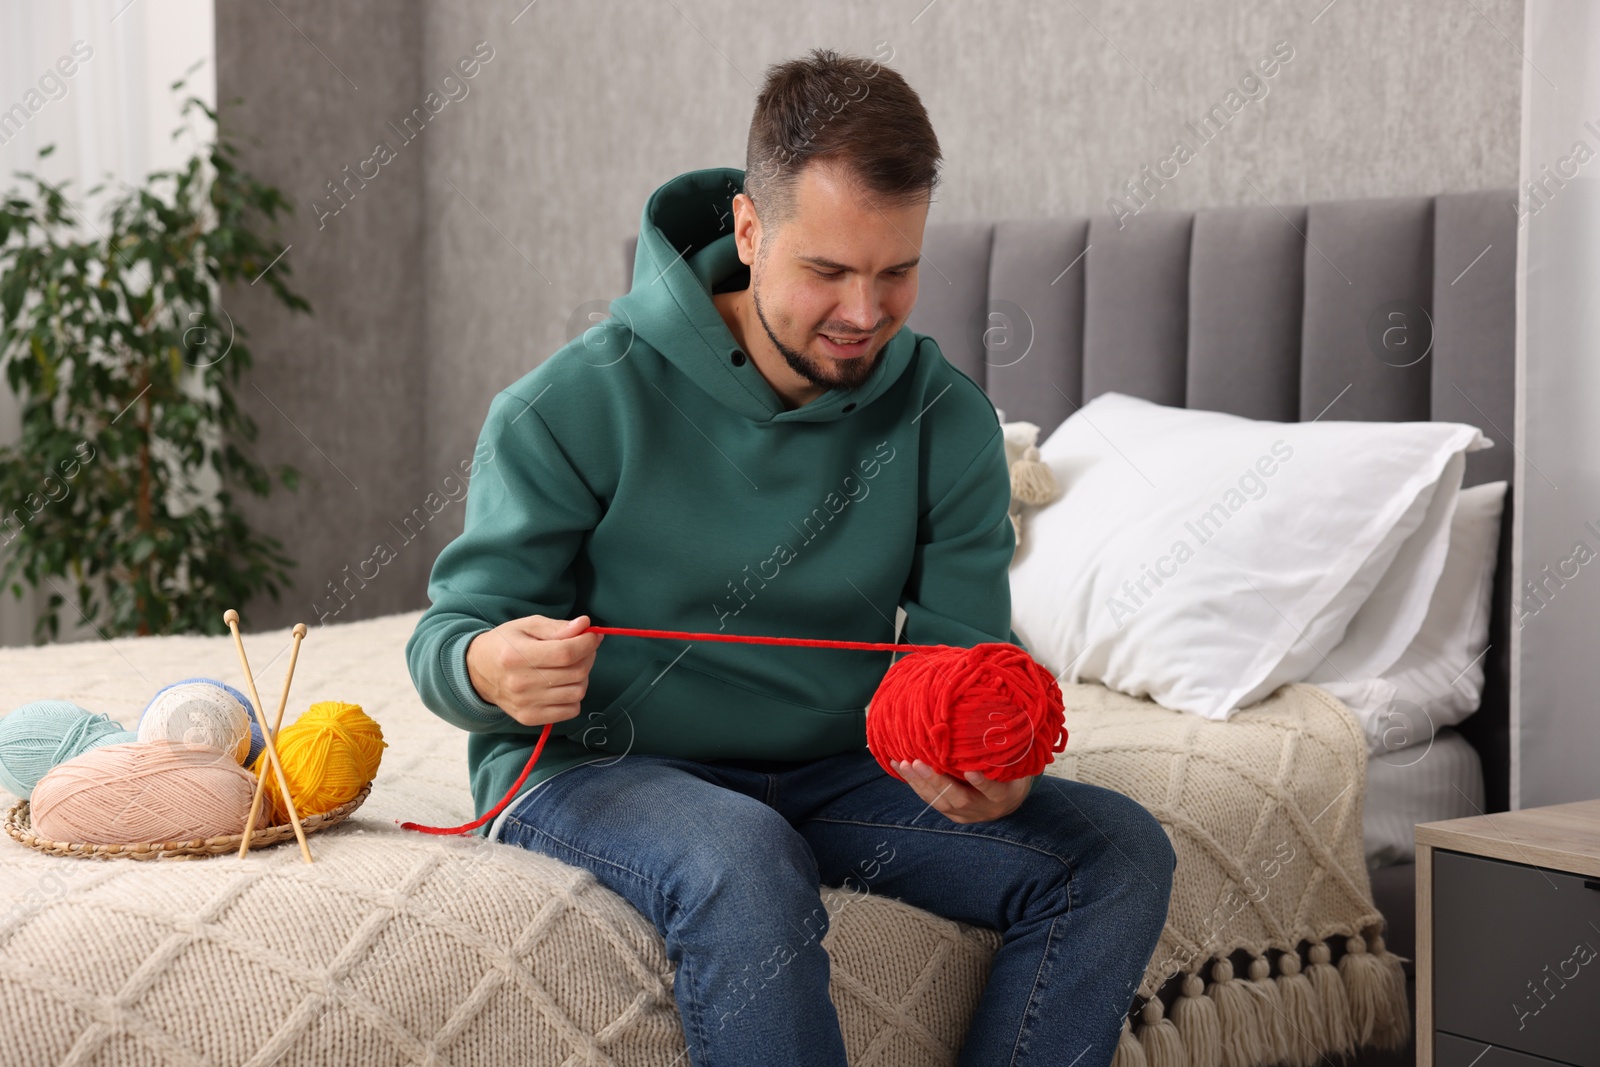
[405,166,1023,839]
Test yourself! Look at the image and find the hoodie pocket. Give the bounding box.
[560,657,674,752]
[569,657,868,760]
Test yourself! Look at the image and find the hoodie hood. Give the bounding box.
[609,166,918,425]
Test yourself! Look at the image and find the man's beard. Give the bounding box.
[751,282,885,393]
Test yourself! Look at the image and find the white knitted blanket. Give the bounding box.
[1052,682,1410,1067]
[0,609,1405,1067]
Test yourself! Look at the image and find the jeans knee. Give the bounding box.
[1081,787,1176,914]
[1125,801,1176,918]
[1141,813,1177,902]
[669,809,825,935]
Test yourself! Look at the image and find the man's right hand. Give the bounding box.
[465,614,604,728]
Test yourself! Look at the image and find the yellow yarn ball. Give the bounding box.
[252,700,385,823]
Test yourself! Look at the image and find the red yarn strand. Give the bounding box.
[398,624,1065,836]
[397,720,554,835]
[584,624,953,654]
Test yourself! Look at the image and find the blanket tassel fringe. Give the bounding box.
[1110,935,1409,1067]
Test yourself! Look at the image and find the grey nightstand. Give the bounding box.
[1416,798,1600,1066]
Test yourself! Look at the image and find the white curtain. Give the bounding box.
[0,0,214,646]
[1512,1,1600,807]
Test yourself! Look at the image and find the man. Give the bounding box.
[406,47,1173,1067]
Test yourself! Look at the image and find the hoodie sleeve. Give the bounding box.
[405,389,603,733]
[897,423,1028,653]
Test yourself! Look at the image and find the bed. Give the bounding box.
[888,186,1517,890]
[0,186,1514,1067]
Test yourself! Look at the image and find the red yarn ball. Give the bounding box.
[866,642,1067,783]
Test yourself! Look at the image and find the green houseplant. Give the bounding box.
[0,80,309,641]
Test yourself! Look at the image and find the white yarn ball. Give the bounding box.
[137,682,252,765]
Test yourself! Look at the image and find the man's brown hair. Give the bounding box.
[744,47,941,232]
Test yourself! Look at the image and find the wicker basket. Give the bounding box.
[2,781,373,861]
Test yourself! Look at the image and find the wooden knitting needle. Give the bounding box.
[224,610,313,864]
[239,622,309,858]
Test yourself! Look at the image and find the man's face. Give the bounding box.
[734,162,927,394]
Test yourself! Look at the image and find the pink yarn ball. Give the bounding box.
[30,739,258,845]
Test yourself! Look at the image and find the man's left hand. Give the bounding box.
[889,759,1033,824]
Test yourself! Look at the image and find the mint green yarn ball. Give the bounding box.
[0,701,137,800]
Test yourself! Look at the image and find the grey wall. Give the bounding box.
[216,0,431,632]
[214,0,1523,631]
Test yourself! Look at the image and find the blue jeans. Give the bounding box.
[498,747,1175,1067]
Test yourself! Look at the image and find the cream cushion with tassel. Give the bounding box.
[1001,420,1060,564]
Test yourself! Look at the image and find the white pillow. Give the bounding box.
[1305,449,1467,684]
[1317,480,1507,753]
[1008,393,1491,719]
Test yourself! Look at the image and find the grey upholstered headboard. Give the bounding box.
[622,188,1517,811]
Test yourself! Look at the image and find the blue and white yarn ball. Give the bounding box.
[138,678,267,767]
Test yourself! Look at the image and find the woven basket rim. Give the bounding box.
[3,780,373,861]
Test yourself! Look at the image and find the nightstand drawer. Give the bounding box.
[1438,1033,1588,1067]
[1433,849,1600,1067]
